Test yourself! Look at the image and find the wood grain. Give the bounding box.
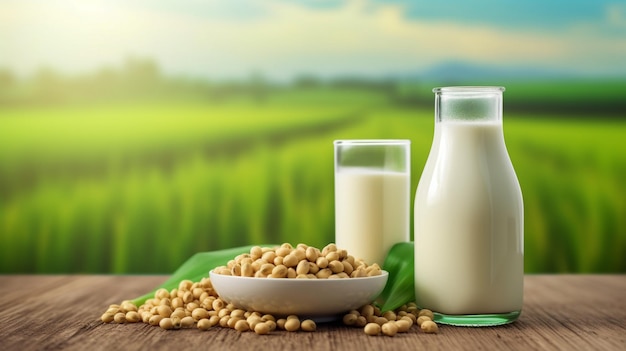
[0,275,624,351]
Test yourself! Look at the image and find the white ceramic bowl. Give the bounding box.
[209,270,388,322]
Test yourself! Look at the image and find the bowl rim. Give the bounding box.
[209,269,389,283]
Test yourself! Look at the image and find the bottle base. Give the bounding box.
[434,310,521,327]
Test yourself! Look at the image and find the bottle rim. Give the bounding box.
[433,86,505,93]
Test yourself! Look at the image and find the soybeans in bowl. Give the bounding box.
[210,243,388,321]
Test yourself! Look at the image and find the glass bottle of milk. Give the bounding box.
[414,87,523,326]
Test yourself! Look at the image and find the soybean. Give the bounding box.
[125,311,141,323]
[417,315,432,326]
[113,312,126,324]
[395,319,412,332]
[421,320,439,333]
[101,313,114,323]
[234,320,250,332]
[159,318,174,330]
[301,319,316,332]
[254,322,271,335]
[418,309,434,320]
[364,323,381,336]
[381,322,398,337]
[284,318,300,332]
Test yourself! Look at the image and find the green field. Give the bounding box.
[1,88,625,274]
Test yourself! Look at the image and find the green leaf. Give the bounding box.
[376,241,415,312]
[131,244,276,306]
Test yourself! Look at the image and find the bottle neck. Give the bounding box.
[434,87,504,123]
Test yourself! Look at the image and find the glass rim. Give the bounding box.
[334,139,411,146]
[433,86,505,93]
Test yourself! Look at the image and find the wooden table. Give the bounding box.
[0,275,624,350]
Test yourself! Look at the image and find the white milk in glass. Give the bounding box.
[335,168,410,266]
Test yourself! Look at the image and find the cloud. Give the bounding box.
[1,0,625,79]
[607,2,626,28]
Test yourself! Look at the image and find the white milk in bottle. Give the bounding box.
[414,87,523,326]
[334,140,410,266]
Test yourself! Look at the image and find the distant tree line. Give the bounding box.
[2,58,624,116]
[0,57,403,107]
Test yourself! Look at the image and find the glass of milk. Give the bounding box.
[414,87,524,326]
[334,140,410,266]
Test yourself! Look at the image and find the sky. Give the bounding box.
[1,0,625,81]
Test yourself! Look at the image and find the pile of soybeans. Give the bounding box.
[101,243,439,336]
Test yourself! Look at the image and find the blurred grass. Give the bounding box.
[505,115,626,272]
[0,98,375,173]
[0,89,625,274]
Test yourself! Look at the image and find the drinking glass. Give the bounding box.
[334,140,410,266]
